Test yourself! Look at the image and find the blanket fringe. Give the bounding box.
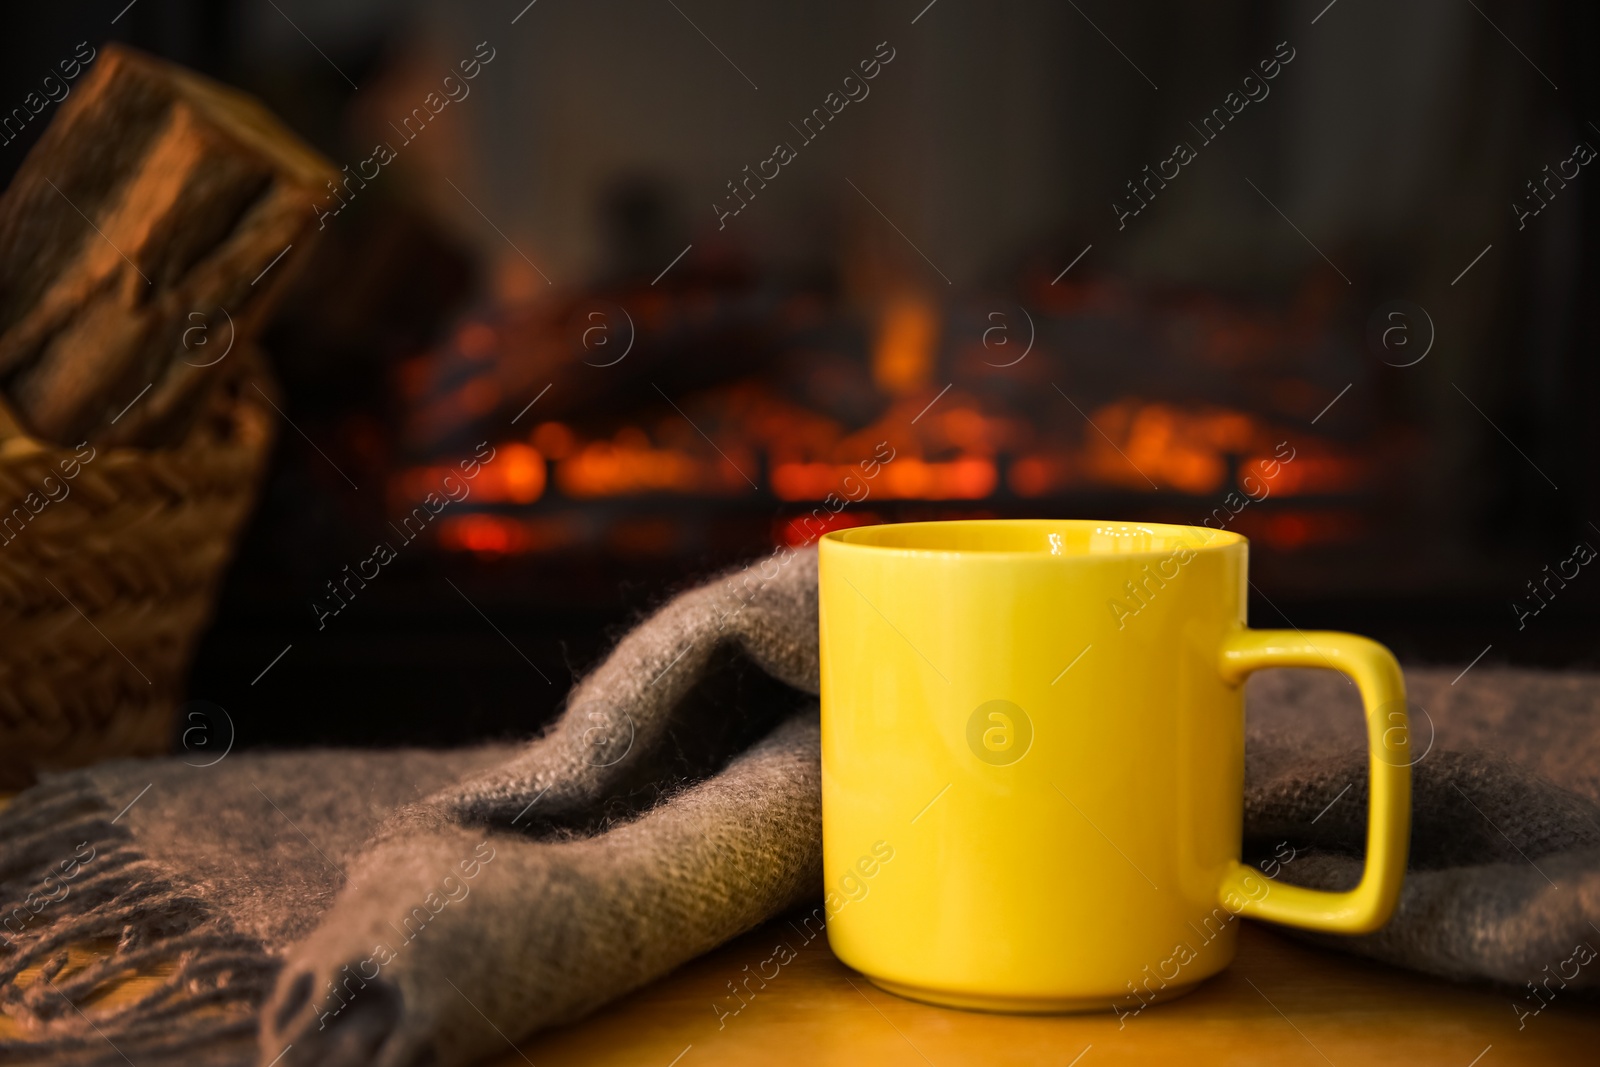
[0,775,271,1066]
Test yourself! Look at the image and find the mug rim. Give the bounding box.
[820,518,1246,561]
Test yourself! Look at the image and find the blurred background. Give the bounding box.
[3,0,1594,749]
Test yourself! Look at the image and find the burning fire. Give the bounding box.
[1011,399,1261,497]
[396,387,1352,508]
[389,267,1377,559]
[390,379,1366,557]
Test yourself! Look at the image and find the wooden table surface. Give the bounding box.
[505,916,1597,1067]
[4,912,1594,1064]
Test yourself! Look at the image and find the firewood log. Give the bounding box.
[0,43,336,447]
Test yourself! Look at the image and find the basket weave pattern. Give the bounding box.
[0,369,274,788]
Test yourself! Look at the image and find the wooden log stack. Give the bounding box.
[0,43,336,448]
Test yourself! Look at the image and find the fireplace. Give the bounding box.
[16,0,1574,749]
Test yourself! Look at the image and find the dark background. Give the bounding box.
[2,0,1595,751]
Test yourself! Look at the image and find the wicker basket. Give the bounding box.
[0,356,275,788]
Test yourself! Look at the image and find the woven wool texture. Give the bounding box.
[1,544,1598,1067]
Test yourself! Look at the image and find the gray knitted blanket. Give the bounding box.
[1,545,1597,1066]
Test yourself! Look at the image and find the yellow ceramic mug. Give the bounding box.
[819,519,1409,1012]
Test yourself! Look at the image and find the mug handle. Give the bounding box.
[1215,628,1411,934]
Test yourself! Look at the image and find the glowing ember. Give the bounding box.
[476,443,546,503]
[437,514,578,556]
[557,440,747,497]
